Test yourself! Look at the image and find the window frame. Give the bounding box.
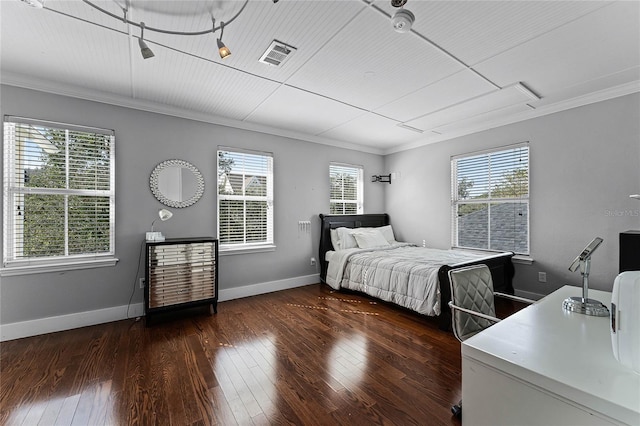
[451,142,530,256]
[2,116,117,276]
[216,147,275,254]
[329,162,364,215]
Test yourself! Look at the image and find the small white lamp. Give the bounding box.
[146,208,173,241]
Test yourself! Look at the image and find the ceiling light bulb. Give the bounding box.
[391,9,415,33]
[217,39,231,59]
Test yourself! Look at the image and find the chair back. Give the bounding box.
[448,264,497,342]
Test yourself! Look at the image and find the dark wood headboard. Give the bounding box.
[318,213,390,282]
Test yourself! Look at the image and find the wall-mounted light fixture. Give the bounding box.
[371,174,392,184]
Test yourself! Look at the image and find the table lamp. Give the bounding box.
[146,208,173,241]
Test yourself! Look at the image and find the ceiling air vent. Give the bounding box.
[259,40,296,67]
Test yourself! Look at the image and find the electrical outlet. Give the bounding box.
[538,272,547,283]
[310,257,316,266]
[139,278,145,289]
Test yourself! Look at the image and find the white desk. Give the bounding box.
[462,286,640,425]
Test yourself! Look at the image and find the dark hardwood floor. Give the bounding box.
[0,283,479,425]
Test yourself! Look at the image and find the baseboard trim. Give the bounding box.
[0,303,145,342]
[514,289,545,301]
[218,274,320,302]
[0,274,320,342]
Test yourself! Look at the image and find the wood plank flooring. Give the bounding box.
[0,283,481,425]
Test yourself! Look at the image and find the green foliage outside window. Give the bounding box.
[4,121,114,261]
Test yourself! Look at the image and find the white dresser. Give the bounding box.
[462,286,640,425]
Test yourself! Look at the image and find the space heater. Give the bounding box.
[611,271,640,374]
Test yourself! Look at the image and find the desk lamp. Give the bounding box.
[146,208,173,242]
[563,237,609,316]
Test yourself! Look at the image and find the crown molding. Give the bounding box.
[0,72,385,156]
[2,72,636,158]
[384,80,640,155]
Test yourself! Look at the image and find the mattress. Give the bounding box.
[326,244,509,316]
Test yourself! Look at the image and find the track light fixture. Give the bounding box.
[217,21,231,59]
[77,0,252,60]
[138,22,155,59]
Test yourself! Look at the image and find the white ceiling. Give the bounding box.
[1,0,639,154]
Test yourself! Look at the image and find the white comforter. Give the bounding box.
[326,244,504,316]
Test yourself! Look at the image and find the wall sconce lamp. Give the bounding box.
[146,208,173,241]
[371,174,392,184]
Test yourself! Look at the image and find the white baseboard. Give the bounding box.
[218,274,319,302]
[514,289,545,301]
[0,303,145,342]
[0,274,319,342]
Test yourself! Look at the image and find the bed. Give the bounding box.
[318,213,515,329]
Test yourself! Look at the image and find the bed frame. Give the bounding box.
[318,213,515,330]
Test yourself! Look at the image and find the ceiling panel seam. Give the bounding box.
[367,0,500,92]
[468,1,616,68]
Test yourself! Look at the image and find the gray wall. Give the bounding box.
[2,85,638,327]
[385,93,640,297]
[0,85,385,325]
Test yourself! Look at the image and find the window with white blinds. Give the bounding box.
[3,117,116,271]
[217,148,274,250]
[330,163,363,214]
[451,143,529,255]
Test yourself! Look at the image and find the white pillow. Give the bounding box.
[330,229,340,250]
[351,229,390,249]
[336,227,359,249]
[331,225,396,250]
[377,225,396,244]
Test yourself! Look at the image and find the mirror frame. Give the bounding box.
[149,159,205,208]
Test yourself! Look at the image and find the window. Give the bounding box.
[3,117,116,274]
[451,143,529,255]
[217,148,274,251]
[330,163,363,214]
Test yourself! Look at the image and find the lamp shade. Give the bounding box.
[158,208,173,221]
[217,39,231,59]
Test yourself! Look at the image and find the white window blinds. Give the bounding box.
[451,143,529,255]
[3,117,115,268]
[330,163,363,214]
[217,148,274,249]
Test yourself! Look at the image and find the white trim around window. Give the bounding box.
[217,147,275,253]
[451,142,530,255]
[2,116,117,275]
[329,162,363,214]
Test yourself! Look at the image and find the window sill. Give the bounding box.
[451,247,533,264]
[512,255,534,265]
[219,244,276,256]
[0,257,119,277]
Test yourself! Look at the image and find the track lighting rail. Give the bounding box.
[81,0,249,36]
